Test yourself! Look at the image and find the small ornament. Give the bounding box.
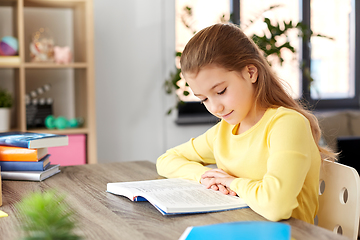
[54,46,72,64]
[29,28,54,62]
[0,36,18,56]
[45,115,84,130]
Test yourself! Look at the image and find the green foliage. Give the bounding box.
[16,191,81,240]
[251,18,296,64]
[164,66,181,95]
[250,16,333,66]
[0,88,12,108]
[164,65,183,114]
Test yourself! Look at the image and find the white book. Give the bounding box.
[1,164,60,181]
[107,178,248,215]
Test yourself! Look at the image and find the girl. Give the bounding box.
[156,23,335,224]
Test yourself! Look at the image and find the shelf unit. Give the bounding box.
[0,0,97,164]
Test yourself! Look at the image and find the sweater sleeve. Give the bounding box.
[156,123,219,182]
[229,112,313,221]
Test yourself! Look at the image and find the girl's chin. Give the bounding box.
[221,118,239,125]
[224,120,238,125]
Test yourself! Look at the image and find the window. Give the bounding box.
[239,0,357,108]
[174,0,231,124]
[310,0,354,100]
[303,0,358,109]
[174,0,360,124]
[240,0,301,98]
[175,0,231,102]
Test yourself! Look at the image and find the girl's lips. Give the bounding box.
[220,110,234,119]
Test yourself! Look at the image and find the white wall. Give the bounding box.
[94,0,211,163]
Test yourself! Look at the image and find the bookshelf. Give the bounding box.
[0,0,97,164]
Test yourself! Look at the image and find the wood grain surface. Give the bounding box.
[0,161,350,240]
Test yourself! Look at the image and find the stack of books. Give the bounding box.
[0,132,68,181]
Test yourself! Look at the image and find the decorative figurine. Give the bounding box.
[54,46,72,64]
[29,28,54,62]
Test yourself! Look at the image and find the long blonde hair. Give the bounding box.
[180,23,336,161]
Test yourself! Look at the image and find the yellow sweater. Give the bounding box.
[157,107,321,224]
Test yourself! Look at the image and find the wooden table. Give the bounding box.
[0,161,350,240]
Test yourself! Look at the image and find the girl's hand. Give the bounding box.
[201,169,237,196]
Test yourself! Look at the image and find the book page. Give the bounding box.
[150,187,242,206]
[120,178,203,193]
[110,179,246,212]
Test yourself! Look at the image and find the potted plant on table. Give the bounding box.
[0,88,12,131]
[16,191,81,240]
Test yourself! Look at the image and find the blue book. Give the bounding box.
[0,154,51,171]
[0,131,68,149]
[179,221,291,240]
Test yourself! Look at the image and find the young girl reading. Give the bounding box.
[156,23,335,224]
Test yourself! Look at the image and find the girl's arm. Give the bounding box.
[156,124,219,182]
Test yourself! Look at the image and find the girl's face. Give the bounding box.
[185,65,259,126]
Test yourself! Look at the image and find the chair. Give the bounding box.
[316,159,360,240]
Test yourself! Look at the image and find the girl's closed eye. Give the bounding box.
[200,88,226,104]
[218,88,227,95]
[200,98,208,104]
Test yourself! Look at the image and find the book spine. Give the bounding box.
[0,141,29,148]
[0,161,48,171]
[0,164,60,181]
[0,171,41,181]
[0,154,50,171]
[0,146,38,161]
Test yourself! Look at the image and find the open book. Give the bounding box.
[107,178,248,215]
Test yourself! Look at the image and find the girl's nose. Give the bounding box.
[208,100,224,115]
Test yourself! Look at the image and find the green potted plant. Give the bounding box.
[0,88,12,131]
[16,190,81,240]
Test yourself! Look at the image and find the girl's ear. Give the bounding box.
[247,65,258,83]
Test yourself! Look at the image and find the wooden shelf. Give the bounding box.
[0,0,97,164]
[24,62,88,68]
[24,0,86,8]
[0,63,87,68]
[0,64,20,68]
[4,127,90,135]
[27,127,89,134]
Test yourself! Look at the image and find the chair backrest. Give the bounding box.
[316,159,360,240]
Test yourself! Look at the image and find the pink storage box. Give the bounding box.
[48,134,86,166]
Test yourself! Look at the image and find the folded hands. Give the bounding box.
[201,169,237,196]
